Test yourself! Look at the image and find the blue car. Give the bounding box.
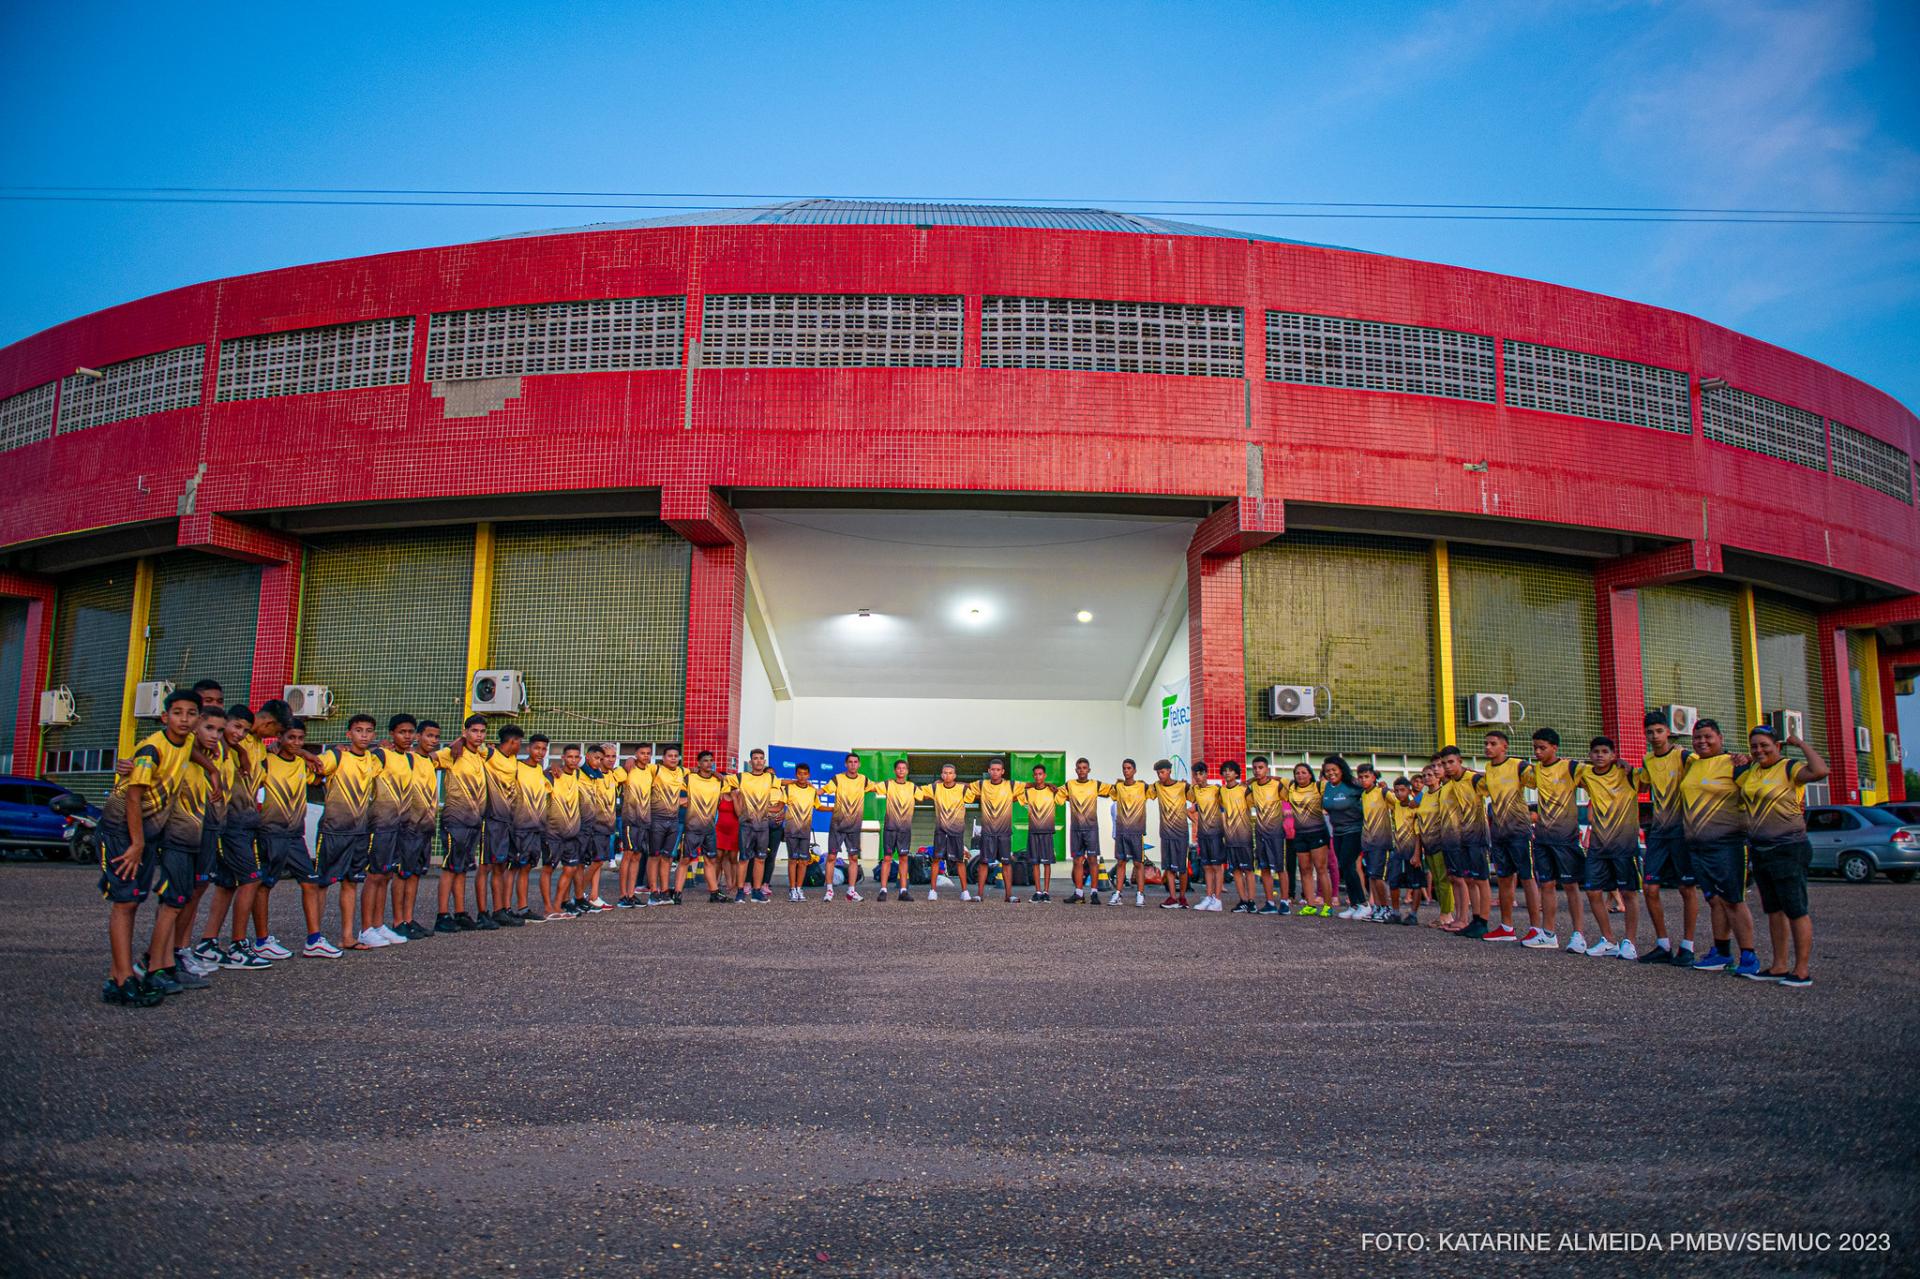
[0,775,100,860]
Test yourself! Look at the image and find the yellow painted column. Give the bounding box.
[117,558,155,758]
[1737,585,1764,731]
[1860,631,1885,803]
[1432,540,1457,748]
[464,522,495,714]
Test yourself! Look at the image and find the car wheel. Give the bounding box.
[67,830,100,865]
[1838,852,1874,884]
[1886,869,1916,884]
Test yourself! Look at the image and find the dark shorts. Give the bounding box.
[1361,842,1391,879]
[1488,833,1533,880]
[683,825,718,861]
[1442,839,1489,881]
[978,831,1010,865]
[398,825,433,879]
[581,826,611,861]
[1160,828,1190,876]
[1194,829,1225,867]
[1289,826,1329,855]
[1642,827,1693,888]
[1225,839,1255,872]
[882,825,914,858]
[316,831,371,887]
[1386,850,1426,890]
[214,823,264,889]
[262,829,317,886]
[827,827,860,859]
[741,821,773,859]
[1688,835,1749,904]
[544,833,582,867]
[1583,848,1641,894]
[1112,830,1144,862]
[483,819,512,866]
[649,817,680,860]
[510,827,544,869]
[783,828,815,862]
[369,826,405,877]
[620,818,647,853]
[1255,828,1285,873]
[443,823,481,875]
[195,823,219,884]
[98,827,155,904]
[152,842,198,909]
[1024,830,1055,865]
[933,828,966,866]
[1069,826,1100,859]
[1532,839,1584,886]
[1751,838,1811,919]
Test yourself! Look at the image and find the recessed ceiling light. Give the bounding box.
[856,608,872,619]
[969,608,982,618]
[1076,610,1093,623]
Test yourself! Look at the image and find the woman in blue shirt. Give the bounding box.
[1319,756,1367,918]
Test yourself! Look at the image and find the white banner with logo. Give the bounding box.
[1161,677,1191,774]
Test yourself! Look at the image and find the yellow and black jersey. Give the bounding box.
[1635,747,1690,834]
[161,749,218,848]
[1523,757,1581,844]
[974,778,1017,838]
[1415,787,1445,846]
[1390,797,1421,856]
[732,769,786,825]
[1577,762,1640,856]
[878,778,923,830]
[1286,781,1325,829]
[403,749,439,830]
[1482,757,1529,840]
[1440,772,1489,845]
[370,745,431,830]
[316,746,381,835]
[1152,780,1192,834]
[434,744,491,829]
[1739,758,1805,850]
[929,781,971,835]
[545,771,583,837]
[1110,779,1149,836]
[483,746,519,822]
[202,745,236,831]
[579,768,619,829]
[259,751,315,835]
[649,764,688,822]
[821,772,879,833]
[512,761,552,831]
[683,772,733,835]
[616,761,656,826]
[1360,785,1397,851]
[1059,778,1109,830]
[1249,778,1285,835]
[780,782,820,838]
[226,733,266,822]
[1017,782,1059,834]
[1219,782,1253,844]
[101,730,194,842]
[1191,781,1224,833]
[1679,753,1745,843]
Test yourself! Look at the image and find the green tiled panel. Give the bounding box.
[1639,581,1747,730]
[489,519,688,743]
[1243,532,1435,757]
[0,600,23,766]
[1753,592,1827,758]
[44,564,135,785]
[1449,547,1599,746]
[297,528,475,744]
[1848,631,1878,792]
[145,553,260,700]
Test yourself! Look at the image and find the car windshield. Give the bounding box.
[1857,807,1902,826]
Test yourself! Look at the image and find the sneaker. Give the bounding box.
[877,889,890,902]
[1257,902,1279,915]
[1734,953,1767,980]
[1587,939,1620,958]
[1460,918,1489,939]
[897,890,914,902]
[403,921,432,940]
[1086,891,1100,905]
[1160,896,1182,910]
[670,891,683,905]
[1521,930,1557,949]
[1692,947,1732,971]
[1108,891,1122,905]
[616,895,636,909]
[789,889,804,902]
[1205,898,1224,912]
[220,941,270,970]
[453,912,478,931]
[358,928,391,949]
[959,890,970,902]
[142,968,185,996]
[1635,942,1669,964]
[1777,972,1812,988]
[302,937,343,959]
[252,934,291,959]
[377,924,409,944]
[1276,900,1292,916]
[927,889,938,902]
[433,913,459,935]
[1670,946,1697,970]
[1482,924,1517,943]
[846,889,863,902]
[708,890,724,904]
[170,964,211,990]
[1566,932,1589,955]
[175,947,214,978]
[1134,892,1144,907]
[102,976,163,1007]
[1617,939,1639,961]
[1400,911,1420,926]
[825,889,836,903]
[191,938,224,967]
[733,889,747,904]
[1517,927,1542,945]
[475,912,501,931]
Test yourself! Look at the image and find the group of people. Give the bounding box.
[92,680,1826,1006]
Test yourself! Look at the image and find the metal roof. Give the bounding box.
[488,199,1361,252]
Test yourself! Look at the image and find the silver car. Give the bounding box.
[1805,806,1920,883]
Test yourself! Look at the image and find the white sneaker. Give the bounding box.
[1134,892,1144,907]
[358,928,391,949]
[961,890,973,902]
[591,897,611,909]
[1617,939,1639,961]
[845,889,862,902]
[824,889,835,902]
[1336,905,1356,920]
[376,924,408,945]
[927,889,939,901]
[1566,932,1589,955]
[175,948,213,977]
[302,937,343,959]
[1522,930,1558,949]
[1108,891,1122,905]
[1205,897,1224,912]
[1518,927,1542,946]
[1587,939,1619,958]
[255,935,292,960]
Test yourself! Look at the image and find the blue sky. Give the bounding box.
[2,0,1917,759]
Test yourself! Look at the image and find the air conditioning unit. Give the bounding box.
[472,669,527,715]
[1664,703,1699,735]
[1856,725,1873,754]
[282,684,334,719]
[38,686,77,727]
[1767,708,1805,742]
[1267,684,1317,720]
[1887,733,1901,764]
[1467,692,1514,726]
[131,680,175,718]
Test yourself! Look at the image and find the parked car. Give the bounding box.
[0,776,101,860]
[1806,805,1920,883]
[1875,801,1920,827]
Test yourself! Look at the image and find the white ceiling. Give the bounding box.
[742,510,1194,700]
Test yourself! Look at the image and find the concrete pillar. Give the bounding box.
[1186,498,1282,766]
[1593,541,1721,762]
[665,487,746,769]
[0,570,56,776]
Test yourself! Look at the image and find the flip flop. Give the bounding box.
[344,941,373,951]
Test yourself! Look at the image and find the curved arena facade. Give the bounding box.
[1,200,1916,802]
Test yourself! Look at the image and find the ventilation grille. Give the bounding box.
[1700,384,1826,470]
[1829,420,1913,503]
[703,294,962,368]
[426,296,685,381]
[215,317,415,402]
[1266,312,1493,401]
[1502,339,1689,432]
[0,382,56,453]
[58,345,205,434]
[985,297,1243,377]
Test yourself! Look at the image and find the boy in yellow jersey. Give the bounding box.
[926,762,971,902]
[1679,718,1758,975]
[819,753,879,903]
[432,715,492,932]
[1479,729,1538,944]
[1519,728,1586,951]
[194,707,274,971]
[1060,757,1108,904]
[579,745,621,910]
[1016,763,1060,902]
[1248,756,1287,914]
[155,702,226,991]
[970,758,1020,903]
[647,746,688,905]
[541,744,586,919]
[174,704,238,979]
[1149,760,1193,909]
[394,719,441,936]
[311,714,382,952]
[613,744,655,907]
[358,714,425,947]
[509,735,552,919]
[875,758,923,902]
[236,699,293,956]
[1437,746,1492,938]
[1385,776,1426,924]
[1220,762,1255,914]
[1633,711,1699,966]
[1107,759,1149,906]
[1187,761,1221,910]
[1575,735,1643,959]
[731,748,786,903]
[1415,763,1452,925]
[679,750,736,902]
[478,724,525,930]
[98,689,199,1003]
[257,720,337,957]
[1742,726,1827,986]
[780,763,821,901]
[1356,763,1397,922]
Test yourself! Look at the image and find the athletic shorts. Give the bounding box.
[1024,830,1055,865]
[262,830,316,886]
[1112,830,1144,863]
[649,817,681,860]
[1361,842,1390,880]
[97,827,155,904]
[683,825,718,861]
[544,833,582,868]
[933,828,965,867]
[1751,838,1811,920]
[195,823,219,884]
[369,826,405,877]
[1195,830,1226,868]
[398,825,433,879]
[1642,827,1693,888]
[443,823,481,876]
[509,827,544,869]
[740,821,773,859]
[1288,826,1329,855]
[1255,828,1285,873]
[1688,834,1749,904]
[483,820,512,867]
[1583,848,1641,894]
[1225,840,1255,873]
[882,825,914,858]
[1386,850,1426,890]
[782,829,814,863]
[1069,826,1100,859]
[152,841,198,909]
[1159,828,1190,876]
[1441,839,1489,881]
[1488,833,1533,880]
[214,823,264,889]
[315,831,371,887]
[576,826,606,862]
[619,819,646,853]
[1532,839,1584,886]
[827,827,860,859]
[978,831,1010,865]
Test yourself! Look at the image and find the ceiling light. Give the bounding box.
[969,608,982,619]
[856,608,872,619]
[1076,610,1093,623]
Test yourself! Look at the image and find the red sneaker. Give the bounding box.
[1482,924,1518,943]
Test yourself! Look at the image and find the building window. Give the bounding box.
[0,381,56,453]
[702,294,962,369]
[1266,312,1492,401]
[1700,384,1826,471]
[985,297,1242,378]
[58,345,205,434]
[214,317,415,402]
[1829,419,1913,504]
[1501,340,1689,433]
[425,296,685,381]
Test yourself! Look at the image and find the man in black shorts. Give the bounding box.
[431,715,491,932]
[875,757,921,901]
[1059,758,1107,904]
[1107,759,1149,907]
[313,714,382,951]
[925,763,970,902]
[1017,762,1060,902]
[1150,760,1193,910]
[1220,762,1255,914]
